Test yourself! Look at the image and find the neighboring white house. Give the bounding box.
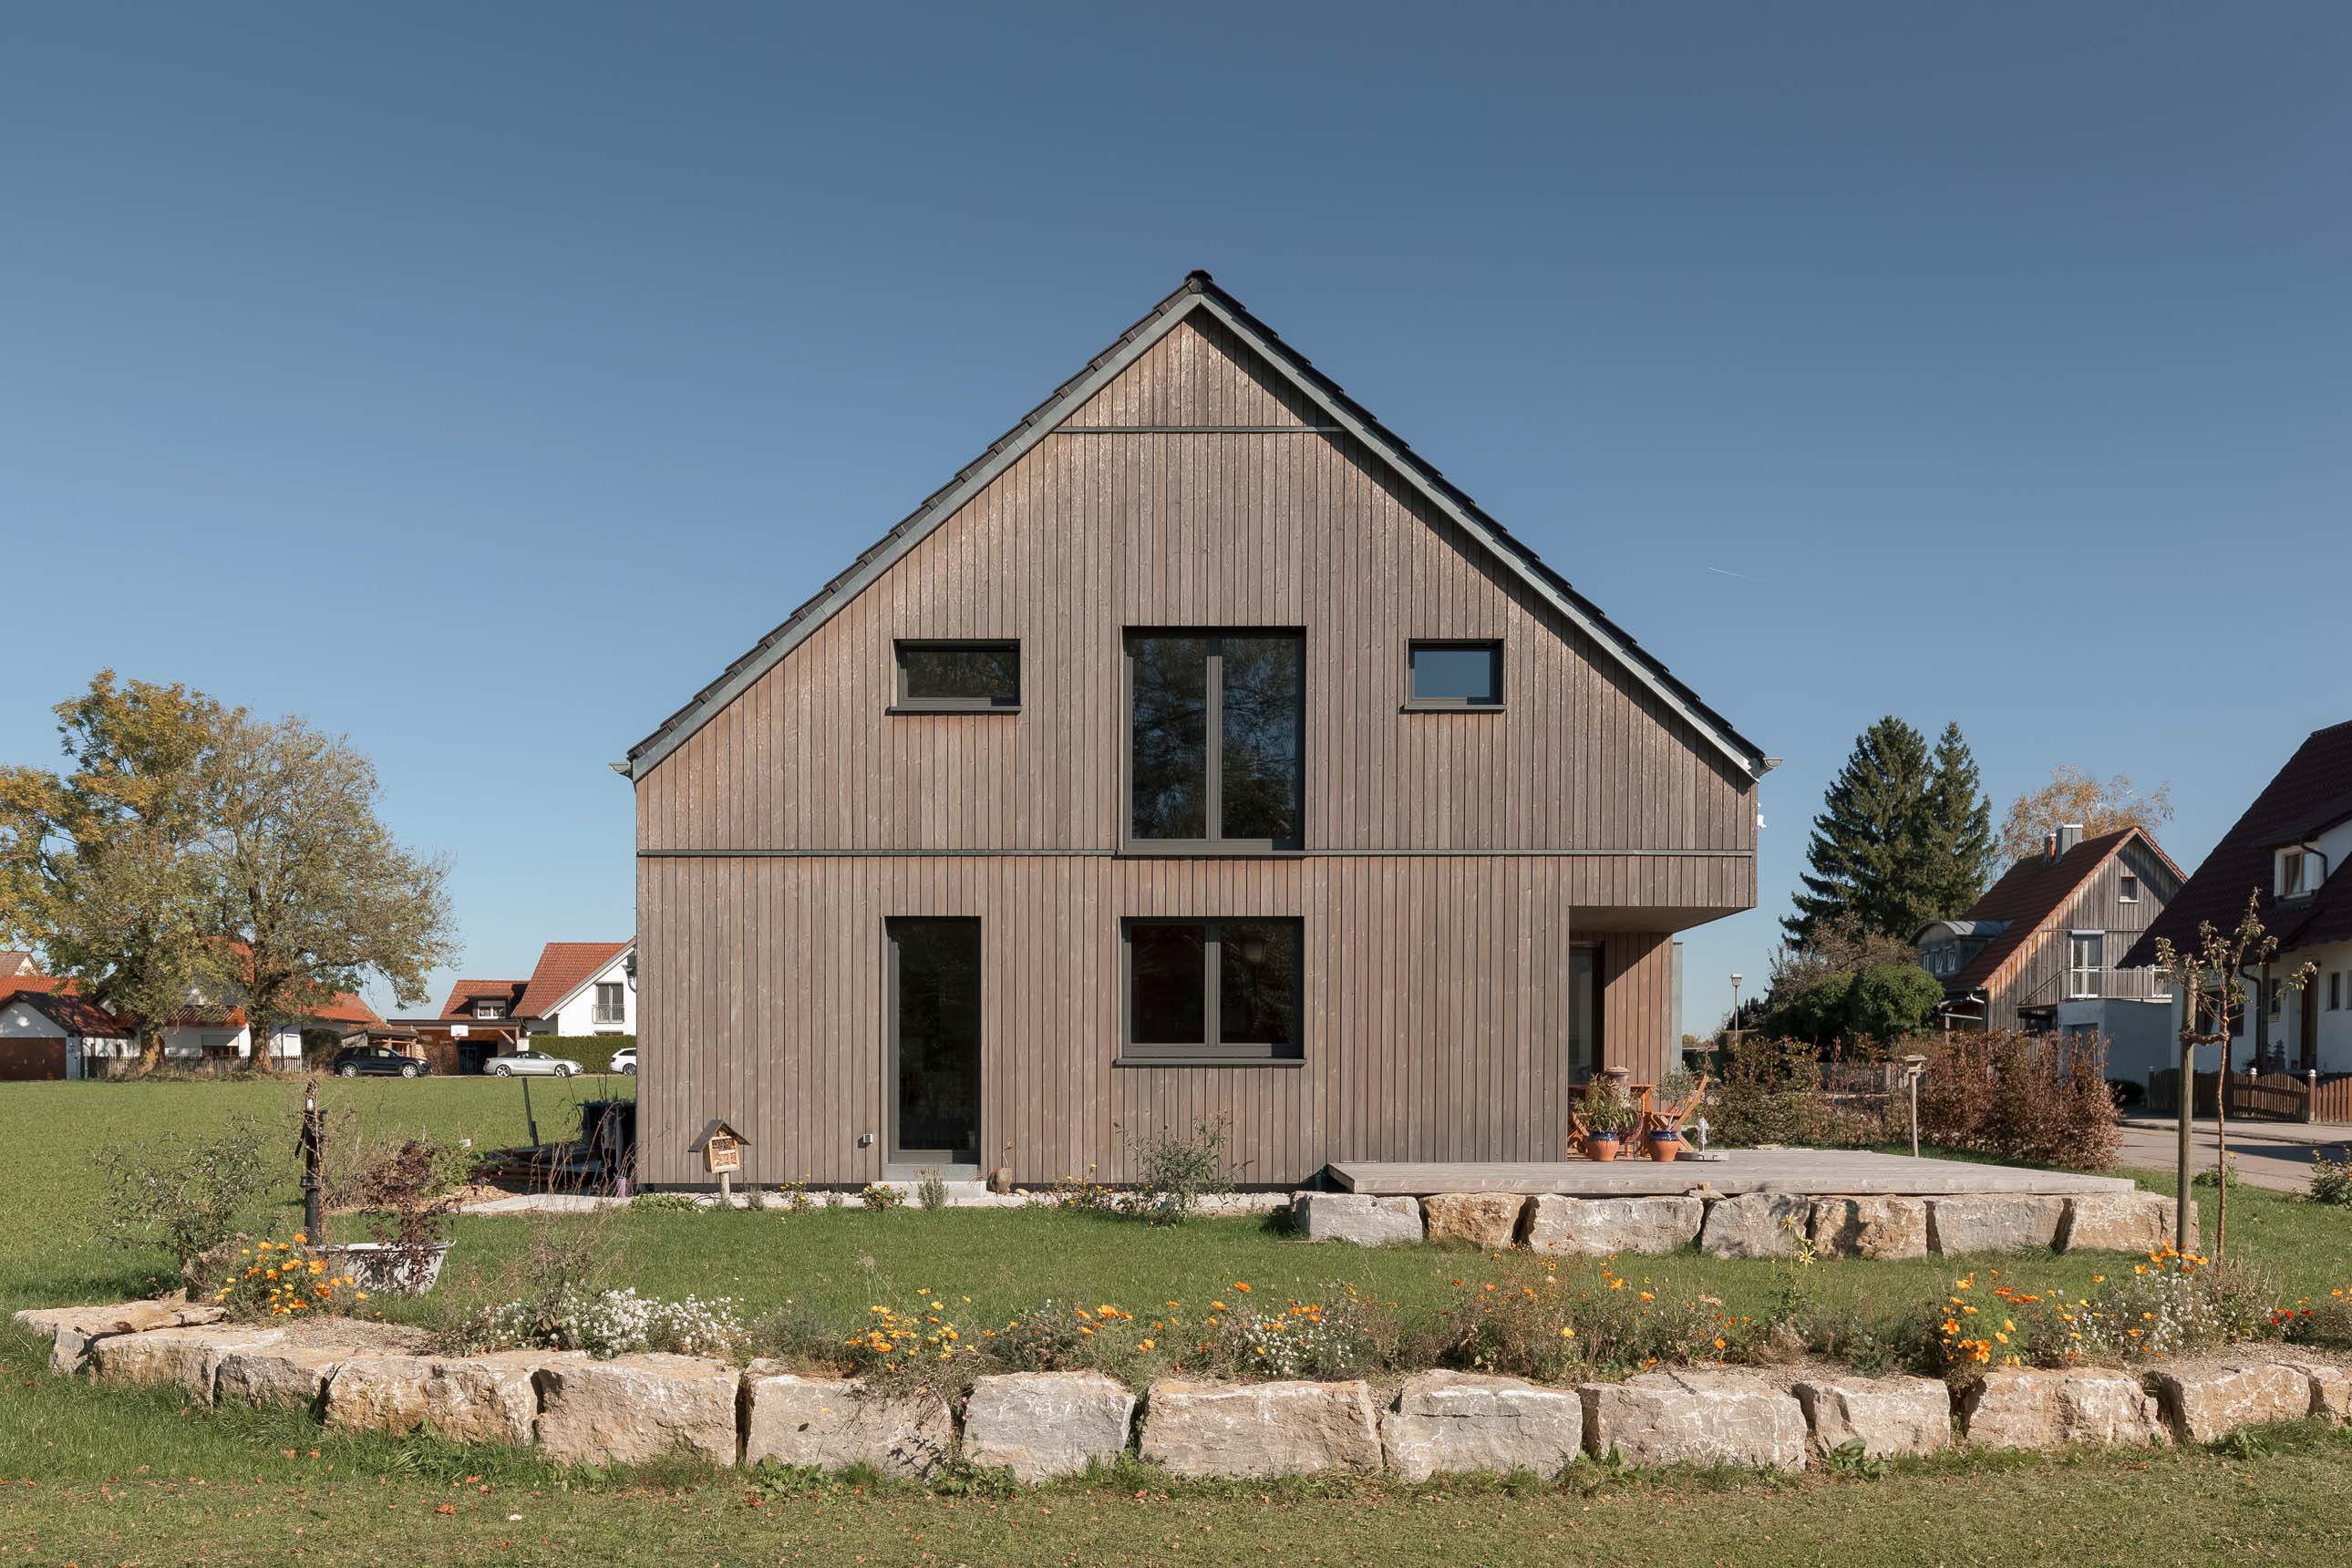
[2126,720,2352,1076]
[516,940,635,1037]
[0,989,136,1080]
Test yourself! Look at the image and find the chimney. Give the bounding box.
[2044,831,2058,861]
[2057,822,2083,856]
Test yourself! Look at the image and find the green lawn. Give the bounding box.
[8,1078,2352,1565]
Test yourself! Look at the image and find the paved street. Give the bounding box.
[2116,1119,2352,1192]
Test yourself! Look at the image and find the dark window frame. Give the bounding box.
[1119,629,1306,855]
[891,639,1022,714]
[1118,916,1305,1067]
[1402,639,1505,711]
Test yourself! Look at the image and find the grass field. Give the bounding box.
[7,1078,2352,1566]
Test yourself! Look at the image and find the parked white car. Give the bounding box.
[488,1049,584,1078]
[611,1047,637,1076]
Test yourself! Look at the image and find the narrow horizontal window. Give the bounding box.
[894,641,1019,711]
[1406,641,1502,708]
[1122,917,1302,1063]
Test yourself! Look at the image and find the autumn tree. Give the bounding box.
[194,709,457,1070]
[1997,766,2174,868]
[1785,717,1993,945]
[0,673,233,1068]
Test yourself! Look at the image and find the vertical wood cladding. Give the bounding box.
[634,319,1756,1186]
[1983,838,2182,1030]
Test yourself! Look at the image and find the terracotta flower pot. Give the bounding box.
[1584,1133,1622,1162]
[1647,1129,1681,1163]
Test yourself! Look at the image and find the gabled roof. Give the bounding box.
[624,271,1769,781]
[305,992,384,1028]
[1935,828,2167,997]
[2126,719,2352,967]
[2,985,134,1039]
[439,979,529,1020]
[515,941,632,1020]
[0,951,37,977]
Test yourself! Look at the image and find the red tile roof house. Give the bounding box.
[2124,719,2352,1079]
[1914,824,2187,1086]
[0,969,379,1078]
[400,941,634,1073]
[0,986,136,1081]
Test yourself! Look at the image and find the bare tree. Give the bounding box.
[2151,890,2314,1257]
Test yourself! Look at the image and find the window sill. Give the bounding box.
[1117,843,1305,859]
[1400,700,1505,714]
[1114,1055,1305,1069]
[886,705,1021,716]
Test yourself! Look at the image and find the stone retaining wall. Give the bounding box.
[15,1302,2341,1481]
[1295,1189,2185,1259]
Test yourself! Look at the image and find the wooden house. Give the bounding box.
[623,273,1770,1187]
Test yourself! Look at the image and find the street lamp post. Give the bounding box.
[1728,973,1744,1049]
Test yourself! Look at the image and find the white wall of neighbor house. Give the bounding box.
[547,954,635,1036]
[2164,938,2352,1076]
[2058,997,2175,1085]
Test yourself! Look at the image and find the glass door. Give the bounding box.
[1569,944,1603,1087]
[886,918,982,1171]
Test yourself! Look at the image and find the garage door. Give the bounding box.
[0,1037,67,1081]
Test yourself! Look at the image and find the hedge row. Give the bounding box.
[531,1035,636,1074]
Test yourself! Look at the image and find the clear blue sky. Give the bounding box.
[5,4,2347,1026]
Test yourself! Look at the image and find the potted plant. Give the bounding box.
[1647,1068,1697,1162]
[1577,1079,1638,1161]
[323,1137,468,1295]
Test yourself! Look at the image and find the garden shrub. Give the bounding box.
[1913,1030,2120,1169]
[915,1170,950,1210]
[1705,1036,1887,1149]
[89,1125,273,1290]
[2306,1150,2352,1208]
[631,1191,703,1213]
[859,1181,904,1211]
[1119,1117,1234,1224]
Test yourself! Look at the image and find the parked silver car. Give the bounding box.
[488,1049,584,1078]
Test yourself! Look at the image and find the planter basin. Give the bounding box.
[317,1241,452,1295]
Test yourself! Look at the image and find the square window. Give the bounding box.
[1126,633,1304,849]
[2119,873,2139,903]
[894,641,1020,711]
[1122,918,1303,1062]
[1407,641,1503,707]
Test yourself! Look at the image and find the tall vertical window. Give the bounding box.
[1126,633,1304,850]
[2067,932,2104,998]
[593,982,625,1026]
[1568,944,1603,1084]
[1121,918,1303,1062]
[2281,849,2314,897]
[2331,971,2344,1011]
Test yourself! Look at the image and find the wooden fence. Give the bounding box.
[2147,1068,2352,1124]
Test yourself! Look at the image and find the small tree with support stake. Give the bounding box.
[2151,890,2314,1259]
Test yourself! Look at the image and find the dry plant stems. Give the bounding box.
[88,1124,273,1291]
[2152,890,2317,1257]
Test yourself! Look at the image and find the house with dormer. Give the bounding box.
[2125,720,2352,1077]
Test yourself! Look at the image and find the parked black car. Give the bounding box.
[330,1044,430,1078]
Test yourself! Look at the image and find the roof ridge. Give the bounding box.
[622,272,1767,780]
